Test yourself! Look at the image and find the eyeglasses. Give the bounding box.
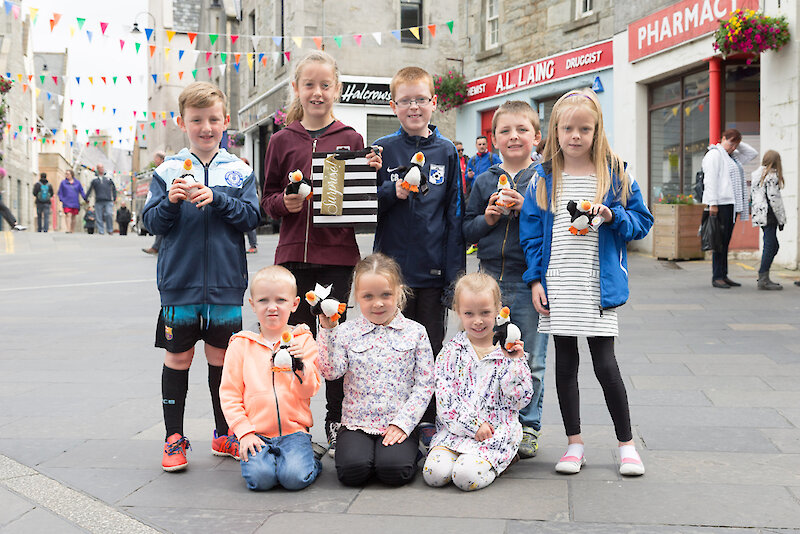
[394,97,432,108]
[457,149,463,153]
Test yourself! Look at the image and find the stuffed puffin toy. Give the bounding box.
[180,158,197,183]
[493,307,522,351]
[397,151,429,195]
[494,173,517,215]
[566,199,604,235]
[305,283,347,323]
[271,331,305,379]
[284,169,313,200]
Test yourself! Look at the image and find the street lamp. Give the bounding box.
[131,12,157,41]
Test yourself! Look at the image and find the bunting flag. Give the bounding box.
[52,13,61,26]
[272,36,282,48]
[446,20,454,33]
[205,51,212,63]
[52,76,58,84]
[284,51,291,62]
[333,36,343,48]
[220,52,227,63]
[428,24,436,38]
[149,45,156,57]
[99,22,108,35]
[112,76,117,84]
[246,53,254,70]
[390,30,400,41]
[145,28,153,41]
[49,19,55,32]
[164,48,170,59]
[86,30,92,42]
[409,27,420,41]
[178,71,184,80]
[313,37,322,50]
[119,39,125,51]
[209,34,218,46]
[191,69,197,79]
[151,74,157,83]
[126,75,132,84]
[234,63,240,73]
[354,34,362,46]
[88,76,93,84]
[251,36,260,50]
[234,53,241,64]
[188,32,197,44]
[165,72,170,82]
[135,42,140,53]
[292,36,302,48]
[101,76,106,84]
[3,2,11,15]
[230,34,239,45]
[166,30,175,42]
[178,50,184,61]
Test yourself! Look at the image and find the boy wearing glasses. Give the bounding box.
[372,66,465,449]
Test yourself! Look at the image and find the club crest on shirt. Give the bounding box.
[429,164,445,185]
[165,326,173,340]
[224,170,244,187]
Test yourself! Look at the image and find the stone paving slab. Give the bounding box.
[0,507,89,534]
[638,425,779,453]
[0,486,34,527]
[257,512,507,534]
[636,451,800,486]
[126,507,269,534]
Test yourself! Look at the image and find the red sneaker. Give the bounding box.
[211,430,240,460]
[162,433,191,472]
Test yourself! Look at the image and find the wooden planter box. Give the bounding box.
[653,203,705,260]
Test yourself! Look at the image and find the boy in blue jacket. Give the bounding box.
[142,82,260,472]
[373,66,465,440]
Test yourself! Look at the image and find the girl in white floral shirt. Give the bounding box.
[317,253,434,486]
[423,272,533,491]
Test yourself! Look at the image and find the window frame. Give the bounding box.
[400,0,423,45]
[486,0,499,50]
[576,0,594,19]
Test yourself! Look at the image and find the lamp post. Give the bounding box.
[130,12,157,42]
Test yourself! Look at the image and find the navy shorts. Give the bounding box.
[155,304,242,353]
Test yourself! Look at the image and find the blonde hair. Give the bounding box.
[390,66,434,100]
[759,149,784,188]
[352,253,411,310]
[536,89,630,212]
[179,82,228,117]
[286,51,341,125]
[492,100,540,135]
[250,265,297,296]
[453,272,501,313]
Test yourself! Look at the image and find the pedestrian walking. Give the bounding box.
[58,169,87,233]
[701,128,758,289]
[116,202,132,235]
[142,151,166,255]
[32,173,53,232]
[86,163,116,235]
[750,150,786,290]
[84,205,96,234]
[520,89,653,477]
[0,167,26,230]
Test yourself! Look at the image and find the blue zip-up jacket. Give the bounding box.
[373,126,465,289]
[463,162,535,283]
[142,148,260,306]
[519,161,653,309]
[466,151,502,188]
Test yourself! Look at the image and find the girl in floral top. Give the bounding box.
[423,272,532,491]
[317,253,434,486]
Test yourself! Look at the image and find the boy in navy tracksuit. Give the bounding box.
[142,82,260,472]
[373,66,465,437]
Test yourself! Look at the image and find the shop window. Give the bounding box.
[486,0,499,50]
[367,114,400,142]
[576,0,593,18]
[724,64,760,136]
[648,69,709,201]
[401,0,423,44]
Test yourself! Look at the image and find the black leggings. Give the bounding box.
[335,428,420,487]
[553,335,632,442]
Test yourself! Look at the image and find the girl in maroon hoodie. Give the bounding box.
[262,50,381,458]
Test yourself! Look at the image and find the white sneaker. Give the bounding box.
[12,224,26,231]
[555,453,586,474]
[619,446,645,476]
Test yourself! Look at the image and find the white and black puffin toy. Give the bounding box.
[272,331,305,379]
[492,307,522,351]
[397,151,429,195]
[305,283,347,323]
[495,173,517,215]
[284,169,313,200]
[566,199,604,235]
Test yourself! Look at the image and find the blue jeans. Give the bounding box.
[36,202,50,232]
[95,200,114,235]
[759,224,779,275]
[240,431,321,491]
[498,279,548,431]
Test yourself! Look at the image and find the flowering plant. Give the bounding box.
[227,131,245,148]
[273,107,287,127]
[433,71,467,112]
[0,76,12,95]
[658,193,695,205]
[713,9,790,63]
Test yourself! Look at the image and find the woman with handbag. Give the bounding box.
[750,150,786,290]
[700,129,758,289]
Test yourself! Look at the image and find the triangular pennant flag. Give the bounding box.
[272,36,282,47]
[70,99,73,105]
[251,36,260,50]
[165,72,170,82]
[170,111,174,118]
[47,92,51,100]
[313,37,322,49]
[166,30,175,42]
[101,76,106,84]
[230,34,239,45]
[52,76,58,85]
[149,45,156,57]
[261,54,267,66]
[220,52,227,63]
[234,53,241,64]
[188,32,197,44]
[119,39,125,51]
[164,48,170,59]
[139,123,144,130]
[292,36,303,48]
[22,83,27,93]
[178,71,184,80]
[113,108,116,115]
[35,88,40,97]
[88,76,93,84]
[218,64,226,75]
[135,42,141,54]
[70,26,75,37]
[191,69,197,79]
[49,19,55,32]
[151,74,157,83]
[150,122,155,129]
[86,30,93,42]
[102,106,106,113]
[209,34,218,46]
[27,74,31,82]
[409,27,420,41]
[354,34,362,46]
[234,63,240,73]
[53,13,61,26]
[17,125,21,132]
[80,102,84,108]
[39,75,45,85]
[133,111,137,117]
[284,51,291,62]
[151,111,156,119]
[258,52,264,63]
[162,120,167,126]
[207,67,213,77]
[391,30,401,41]
[99,22,108,35]
[76,17,85,29]
[15,73,20,81]
[29,7,38,24]
[145,28,153,41]
[427,24,436,38]
[333,36,343,48]
[246,53,254,70]
[178,49,184,61]
[112,76,117,84]
[3,2,11,15]
[126,75,132,84]
[446,20,454,33]
[91,104,95,111]
[205,51,212,63]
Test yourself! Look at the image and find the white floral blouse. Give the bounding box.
[317,312,434,436]
[430,331,533,472]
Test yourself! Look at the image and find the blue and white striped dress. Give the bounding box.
[537,173,618,337]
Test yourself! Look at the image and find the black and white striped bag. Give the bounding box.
[311,149,378,227]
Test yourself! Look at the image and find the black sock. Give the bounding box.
[208,363,229,436]
[162,365,189,440]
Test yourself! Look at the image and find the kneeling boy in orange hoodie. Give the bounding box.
[220,265,322,491]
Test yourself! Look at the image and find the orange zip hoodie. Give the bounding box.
[220,325,321,440]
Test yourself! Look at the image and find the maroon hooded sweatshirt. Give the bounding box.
[262,120,364,266]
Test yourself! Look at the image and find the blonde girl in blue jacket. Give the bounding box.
[519,89,653,477]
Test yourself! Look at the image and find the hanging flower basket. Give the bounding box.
[227,131,245,148]
[713,9,790,63]
[273,107,287,127]
[434,71,467,112]
[0,76,12,95]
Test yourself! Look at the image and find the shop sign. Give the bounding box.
[628,0,759,62]
[339,82,392,106]
[465,40,613,103]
